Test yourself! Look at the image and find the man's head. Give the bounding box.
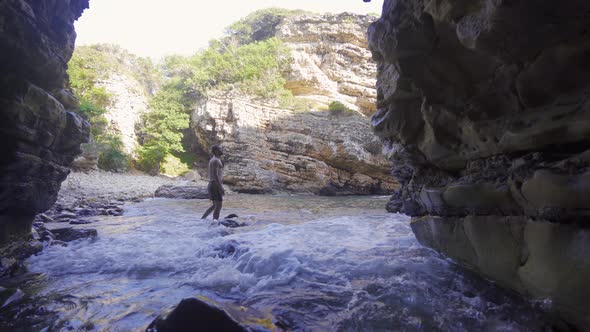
[211,144,223,157]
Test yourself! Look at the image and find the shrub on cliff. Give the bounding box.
[162,37,292,100]
[225,8,308,45]
[97,134,131,172]
[136,88,189,174]
[327,101,355,115]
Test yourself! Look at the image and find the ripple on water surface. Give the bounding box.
[11,195,554,331]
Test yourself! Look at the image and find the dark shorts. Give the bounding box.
[208,181,223,201]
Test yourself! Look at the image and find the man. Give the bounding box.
[201,144,225,221]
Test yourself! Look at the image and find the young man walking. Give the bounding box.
[201,145,225,221]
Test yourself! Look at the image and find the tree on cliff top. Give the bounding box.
[224,8,308,45]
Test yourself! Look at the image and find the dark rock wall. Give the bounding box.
[369,0,590,327]
[0,0,89,243]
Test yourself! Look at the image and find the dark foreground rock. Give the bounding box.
[219,215,246,228]
[155,185,209,199]
[147,297,276,332]
[50,228,97,243]
[0,240,43,278]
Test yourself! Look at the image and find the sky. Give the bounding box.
[74,0,384,60]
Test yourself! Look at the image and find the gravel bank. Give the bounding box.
[58,170,206,202]
[41,170,208,221]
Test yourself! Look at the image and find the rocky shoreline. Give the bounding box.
[44,170,204,222]
[0,171,207,281]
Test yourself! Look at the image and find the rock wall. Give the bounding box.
[100,72,150,155]
[278,13,378,115]
[192,95,397,195]
[0,0,90,244]
[369,0,590,327]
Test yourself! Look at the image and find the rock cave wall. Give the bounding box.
[0,0,90,244]
[369,0,590,327]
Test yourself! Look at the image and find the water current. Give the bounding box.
[3,195,556,331]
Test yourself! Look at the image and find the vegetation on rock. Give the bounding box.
[136,9,298,173]
[68,8,368,175]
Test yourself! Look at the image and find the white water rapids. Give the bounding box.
[10,195,554,331]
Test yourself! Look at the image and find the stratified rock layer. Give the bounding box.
[369,0,590,327]
[0,0,90,244]
[278,13,378,115]
[192,95,397,195]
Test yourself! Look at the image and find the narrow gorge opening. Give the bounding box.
[2,0,590,330]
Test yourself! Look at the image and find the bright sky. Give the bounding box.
[74,0,384,60]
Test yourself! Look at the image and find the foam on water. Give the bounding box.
[20,196,553,331]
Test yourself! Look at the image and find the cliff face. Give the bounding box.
[278,13,378,115]
[0,0,90,244]
[369,0,590,327]
[191,13,396,195]
[192,95,397,194]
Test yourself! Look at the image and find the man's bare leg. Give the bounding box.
[213,200,223,220]
[201,204,215,219]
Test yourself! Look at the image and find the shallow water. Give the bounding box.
[2,195,554,331]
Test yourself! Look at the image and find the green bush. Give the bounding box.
[161,154,191,177]
[137,143,167,175]
[96,134,130,173]
[327,101,355,115]
[224,8,309,45]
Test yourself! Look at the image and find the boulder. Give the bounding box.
[147,296,277,332]
[50,228,97,242]
[154,185,209,199]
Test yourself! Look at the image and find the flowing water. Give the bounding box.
[2,195,555,331]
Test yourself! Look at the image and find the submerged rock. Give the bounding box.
[154,185,209,199]
[219,215,246,228]
[50,228,97,243]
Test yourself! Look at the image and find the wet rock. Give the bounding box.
[69,219,92,225]
[0,288,25,309]
[147,298,246,332]
[147,297,278,332]
[50,228,97,242]
[219,219,246,228]
[37,214,54,223]
[154,185,209,199]
[57,211,78,219]
[411,216,590,328]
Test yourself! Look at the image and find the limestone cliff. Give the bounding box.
[94,46,156,155]
[192,94,396,195]
[191,13,396,195]
[278,13,378,115]
[369,0,590,327]
[0,0,90,244]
